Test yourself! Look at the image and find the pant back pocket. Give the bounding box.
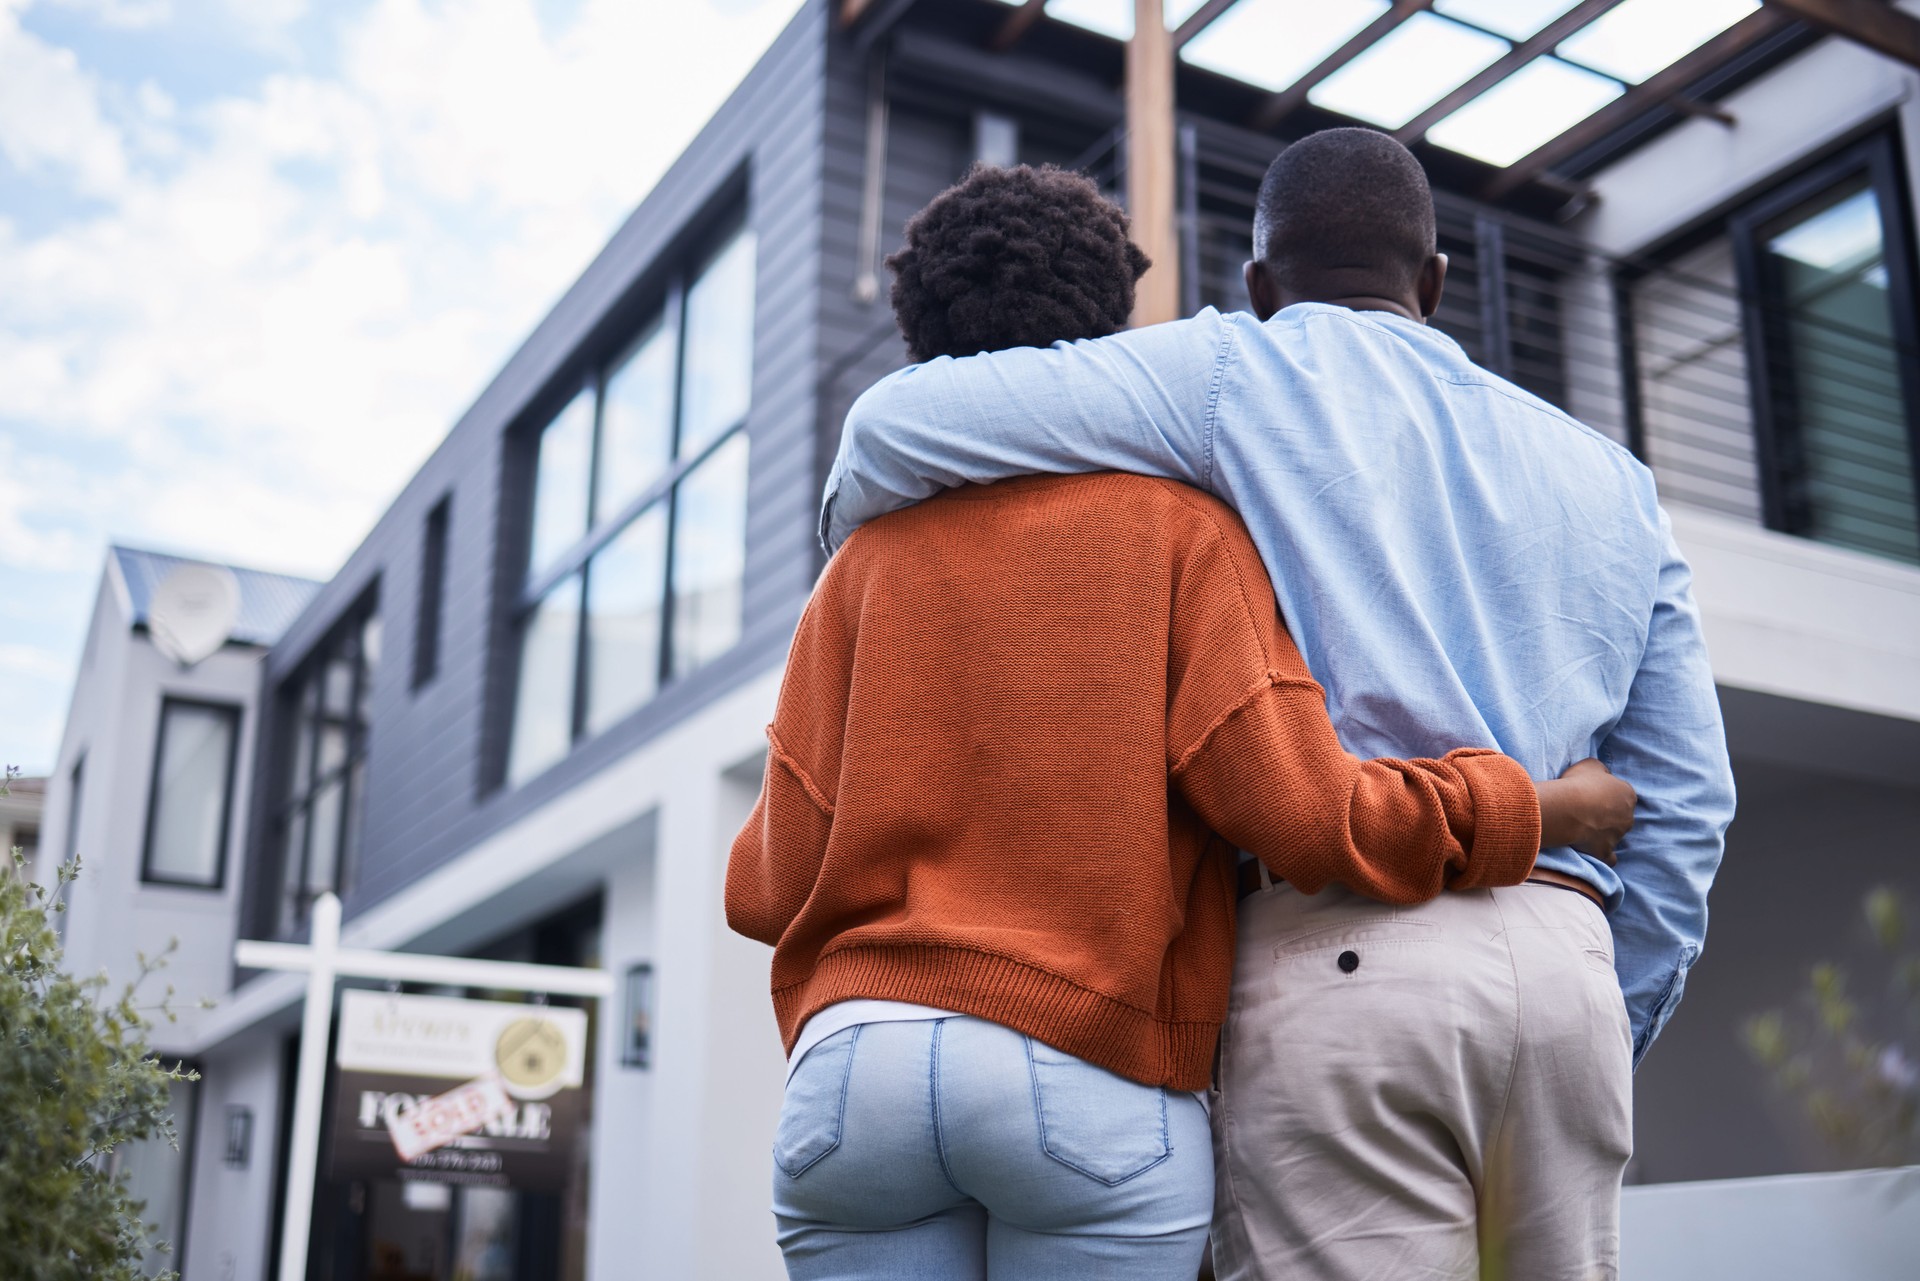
[774,1025,859,1178]
[1025,1036,1169,1186]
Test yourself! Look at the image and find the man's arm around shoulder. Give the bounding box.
[821,310,1237,551]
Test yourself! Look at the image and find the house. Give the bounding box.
[2,772,43,877]
[36,2,1920,1278]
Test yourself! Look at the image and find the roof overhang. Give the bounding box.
[841,0,1920,205]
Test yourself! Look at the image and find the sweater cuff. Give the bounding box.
[1444,749,1539,890]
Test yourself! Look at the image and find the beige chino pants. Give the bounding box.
[1210,881,1634,1281]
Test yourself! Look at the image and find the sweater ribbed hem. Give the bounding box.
[1449,750,1542,889]
[773,944,1222,1093]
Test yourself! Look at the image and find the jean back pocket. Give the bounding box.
[1025,1036,1169,1186]
[774,1025,859,1178]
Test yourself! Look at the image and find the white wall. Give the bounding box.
[1674,507,1920,724]
[179,1025,289,1281]
[1622,1165,1920,1280]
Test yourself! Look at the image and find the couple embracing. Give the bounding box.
[727,128,1735,1281]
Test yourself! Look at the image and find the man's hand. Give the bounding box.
[1535,759,1637,866]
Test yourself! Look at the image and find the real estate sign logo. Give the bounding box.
[331,990,588,1192]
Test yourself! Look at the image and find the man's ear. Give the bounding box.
[1244,260,1282,321]
[1417,253,1448,321]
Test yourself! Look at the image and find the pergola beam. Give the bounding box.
[1762,0,1920,69]
[1173,0,1243,47]
[991,0,1049,51]
[1250,0,1431,133]
[1129,0,1181,324]
[1486,7,1791,199]
[1395,0,1626,144]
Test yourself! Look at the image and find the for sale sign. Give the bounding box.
[330,990,589,1191]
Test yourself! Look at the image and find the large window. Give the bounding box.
[1732,135,1920,565]
[274,601,381,929]
[507,228,756,785]
[141,698,240,889]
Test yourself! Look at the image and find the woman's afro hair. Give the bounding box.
[887,163,1150,363]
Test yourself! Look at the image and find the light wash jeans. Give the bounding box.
[771,1015,1213,1279]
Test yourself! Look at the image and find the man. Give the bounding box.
[820,130,1736,1279]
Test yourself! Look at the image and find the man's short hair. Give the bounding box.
[1253,128,1437,296]
[888,163,1150,363]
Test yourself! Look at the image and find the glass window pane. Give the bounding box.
[1433,0,1581,40]
[288,676,316,794]
[1180,0,1389,94]
[1557,0,1758,84]
[1310,14,1510,129]
[307,776,343,893]
[1045,0,1132,39]
[322,642,356,717]
[679,232,757,459]
[527,389,595,581]
[1764,183,1920,565]
[1427,56,1622,167]
[317,723,348,779]
[145,703,235,887]
[585,506,668,736]
[509,575,584,785]
[670,432,750,680]
[360,612,383,674]
[340,758,367,893]
[597,316,678,521]
[278,807,308,932]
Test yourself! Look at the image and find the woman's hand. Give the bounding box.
[1535,759,1637,866]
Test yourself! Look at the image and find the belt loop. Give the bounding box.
[1258,862,1274,892]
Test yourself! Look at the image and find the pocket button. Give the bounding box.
[1338,950,1360,973]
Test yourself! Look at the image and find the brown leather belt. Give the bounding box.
[1237,862,1603,907]
[1525,867,1606,907]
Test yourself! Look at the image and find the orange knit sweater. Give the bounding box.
[725,474,1540,1090]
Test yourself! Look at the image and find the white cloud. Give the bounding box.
[0,5,130,195]
[0,0,807,767]
[47,0,171,29]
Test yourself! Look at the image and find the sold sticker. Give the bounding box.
[386,1074,515,1162]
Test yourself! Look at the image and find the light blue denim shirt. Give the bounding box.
[821,303,1736,1066]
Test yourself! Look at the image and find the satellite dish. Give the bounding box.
[149,564,241,667]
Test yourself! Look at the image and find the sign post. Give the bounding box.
[236,892,615,1281]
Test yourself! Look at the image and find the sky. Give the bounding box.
[0,0,807,774]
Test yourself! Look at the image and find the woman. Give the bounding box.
[726,164,1635,1280]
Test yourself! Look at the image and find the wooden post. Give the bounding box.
[1128,0,1180,325]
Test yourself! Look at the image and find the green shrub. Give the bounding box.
[1745,885,1920,1167]
[0,767,197,1280]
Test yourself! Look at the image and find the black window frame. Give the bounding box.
[1728,129,1920,548]
[502,218,756,785]
[271,592,380,928]
[412,495,451,691]
[139,695,242,891]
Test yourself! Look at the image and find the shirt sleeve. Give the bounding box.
[1165,505,1541,904]
[1597,507,1737,1066]
[821,311,1235,552]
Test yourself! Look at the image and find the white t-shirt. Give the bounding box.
[785,1000,1209,1111]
